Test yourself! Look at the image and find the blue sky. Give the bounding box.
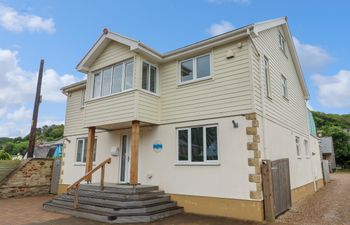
[0,0,349,137]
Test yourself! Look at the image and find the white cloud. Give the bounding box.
[293,37,332,72]
[207,0,250,4]
[0,48,79,137]
[0,4,55,33]
[6,106,31,121]
[312,70,350,108]
[207,20,235,36]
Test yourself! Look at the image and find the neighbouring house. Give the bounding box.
[320,137,336,172]
[24,139,64,159]
[53,17,324,222]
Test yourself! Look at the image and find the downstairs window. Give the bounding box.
[76,138,97,163]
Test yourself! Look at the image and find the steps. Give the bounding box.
[43,184,183,223]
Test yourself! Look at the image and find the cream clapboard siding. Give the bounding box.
[64,89,86,136]
[137,91,160,124]
[84,90,137,127]
[159,40,253,123]
[251,26,309,137]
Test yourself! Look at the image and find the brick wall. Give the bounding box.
[0,159,53,198]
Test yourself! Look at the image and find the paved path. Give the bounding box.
[0,173,349,225]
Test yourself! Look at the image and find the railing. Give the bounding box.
[67,157,112,208]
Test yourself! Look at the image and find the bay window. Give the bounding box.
[177,125,218,163]
[92,59,134,98]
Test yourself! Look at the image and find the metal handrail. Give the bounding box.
[66,157,112,208]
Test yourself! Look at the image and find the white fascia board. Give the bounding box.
[252,17,287,36]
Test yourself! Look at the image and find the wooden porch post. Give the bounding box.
[85,127,95,183]
[130,120,140,185]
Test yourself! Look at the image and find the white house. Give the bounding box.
[57,17,323,222]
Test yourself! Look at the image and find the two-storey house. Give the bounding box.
[56,17,323,222]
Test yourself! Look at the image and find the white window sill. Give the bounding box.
[174,162,220,166]
[74,163,96,166]
[297,157,302,160]
[177,76,213,87]
[139,89,160,97]
[86,89,136,103]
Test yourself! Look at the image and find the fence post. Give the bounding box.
[262,160,275,222]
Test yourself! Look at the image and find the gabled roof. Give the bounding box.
[75,17,309,99]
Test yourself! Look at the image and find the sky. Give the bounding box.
[0,0,349,137]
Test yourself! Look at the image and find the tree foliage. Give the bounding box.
[0,124,64,158]
[313,111,350,168]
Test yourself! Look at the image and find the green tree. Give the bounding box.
[0,150,11,160]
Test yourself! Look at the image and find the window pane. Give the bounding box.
[181,59,193,82]
[150,66,157,93]
[76,139,83,162]
[178,130,188,161]
[206,127,218,160]
[191,127,203,162]
[112,64,123,93]
[197,55,210,78]
[101,67,112,96]
[124,61,134,90]
[92,73,101,98]
[83,139,87,163]
[93,139,97,162]
[142,62,149,90]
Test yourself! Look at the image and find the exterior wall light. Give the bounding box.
[232,120,239,128]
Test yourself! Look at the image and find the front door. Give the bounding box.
[119,134,131,183]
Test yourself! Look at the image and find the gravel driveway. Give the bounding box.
[274,172,350,225]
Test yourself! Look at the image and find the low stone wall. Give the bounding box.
[0,159,53,198]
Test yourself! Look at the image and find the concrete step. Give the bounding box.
[68,189,165,201]
[43,201,183,223]
[57,194,171,207]
[51,198,178,214]
[79,183,159,194]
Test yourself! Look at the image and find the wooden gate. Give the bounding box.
[262,158,291,221]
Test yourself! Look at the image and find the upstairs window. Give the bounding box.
[295,136,301,158]
[80,89,86,108]
[177,125,218,163]
[92,59,134,98]
[76,138,97,163]
[142,62,158,93]
[180,54,211,83]
[264,56,272,98]
[304,140,310,158]
[281,74,288,98]
[279,33,286,54]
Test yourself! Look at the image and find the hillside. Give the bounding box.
[0,124,64,157]
[312,111,350,168]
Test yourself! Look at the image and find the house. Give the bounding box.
[54,17,324,222]
[320,137,336,172]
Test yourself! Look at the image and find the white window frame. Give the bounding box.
[264,56,272,98]
[304,140,310,158]
[91,59,134,99]
[176,124,219,165]
[141,61,159,94]
[281,74,288,99]
[80,89,86,108]
[75,138,97,164]
[279,32,286,54]
[296,136,301,159]
[178,53,212,84]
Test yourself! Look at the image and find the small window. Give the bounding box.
[281,75,288,98]
[92,72,102,98]
[180,54,211,83]
[296,136,301,158]
[177,125,218,163]
[264,56,271,98]
[80,89,86,107]
[279,33,286,54]
[142,62,158,93]
[304,140,310,157]
[76,138,97,163]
